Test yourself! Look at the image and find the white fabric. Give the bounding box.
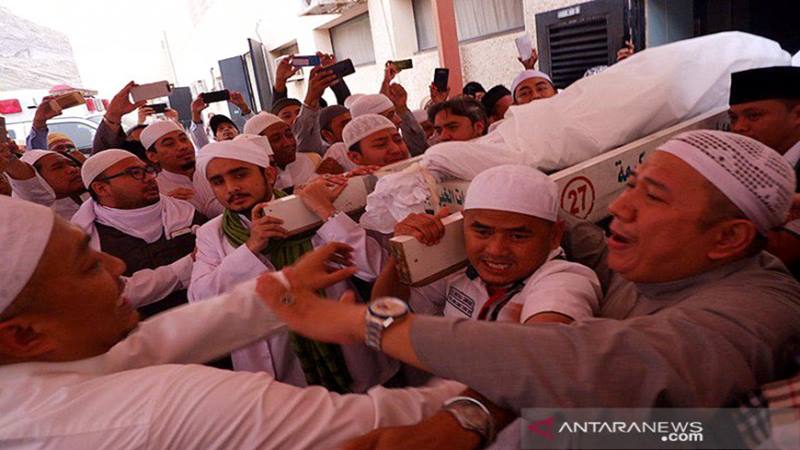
[0,279,464,449]
[464,164,558,221]
[275,153,317,190]
[189,212,392,390]
[0,196,54,313]
[243,112,283,136]
[156,169,223,218]
[793,51,800,67]
[360,32,791,233]
[324,142,358,171]
[412,109,428,124]
[511,69,553,97]
[349,94,393,118]
[70,195,198,308]
[19,149,57,166]
[197,139,273,182]
[410,248,600,323]
[233,133,275,156]
[140,120,183,150]
[784,140,800,169]
[9,175,87,220]
[344,94,364,109]
[81,149,137,188]
[658,130,795,234]
[342,114,396,151]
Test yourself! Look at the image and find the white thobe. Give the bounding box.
[0,280,464,449]
[189,211,393,391]
[156,169,224,218]
[275,153,317,190]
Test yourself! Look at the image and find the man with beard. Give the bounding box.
[243,113,317,192]
[140,120,223,218]
[5,150,87,219]
[72,149,206,318]
[259,130,800,449]
[0,196,465,449]
[190,138,393,393]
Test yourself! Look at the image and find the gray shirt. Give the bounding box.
[410,223,800,411]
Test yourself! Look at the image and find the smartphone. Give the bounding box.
[0,117,7,144]
[201,90,230,104]
[328,59,356,79]
[149,102,168,113]
[433,68,450,91]
[291,55,321,67]
[46,92,85,116]
[392,59,414,71]
[515,35,533,61]
[130,81,173,103]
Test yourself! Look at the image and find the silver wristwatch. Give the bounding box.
[443,396,496,447]
[365,297,409,351]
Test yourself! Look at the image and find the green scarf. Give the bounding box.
[221,190,353,393]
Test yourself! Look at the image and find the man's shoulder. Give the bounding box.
[196,214,225,240]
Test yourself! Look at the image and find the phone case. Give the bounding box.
[291,55,321,67]
[393,59,413,70]
[515,35,533,60]
[130,81,172,103]
[55,92,85,109]
[329,59,355,79]
[433,69,449,91]
[201,90,230,103]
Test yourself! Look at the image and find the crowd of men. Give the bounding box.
[1,40,799,450]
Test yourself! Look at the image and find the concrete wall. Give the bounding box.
[164,0,585,112]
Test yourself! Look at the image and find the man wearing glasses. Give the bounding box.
[72,149,208,319]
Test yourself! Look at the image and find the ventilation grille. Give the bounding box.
[547,16,610,88]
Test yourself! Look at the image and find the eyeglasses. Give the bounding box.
[99,165,158,182]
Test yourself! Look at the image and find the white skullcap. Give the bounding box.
[344,94,365,109]
[412,109,428,124]
[81,149,138,188]
[20,150,60,166]
[233,133,274,156]
[658,130,796,235]
[511,70,554,97]
[243,112,284,136]
[140,120,184,150]
[0,196,55,313]
[197,139,272,181]
[349,94,393,118]
[342,114,396,150]
[464,164,558,221]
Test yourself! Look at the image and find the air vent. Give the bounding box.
[548,16,610,88]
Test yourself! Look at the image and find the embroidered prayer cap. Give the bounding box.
[464,164,558,221]
[319,105,350,131]
[349,94,394,118]
[658,129,795,235]
[140,120,184,150]
[0,196,55,314]
[233,134,274,156]
[730,66,800,105]
[81,149,139,188]
[511,70,554,99]
[342,114,397,151]
[20,150,61,166]
[343,94,365,109]
[47,132,74,148]
[412,109,428,124]
[243,112,284,136]
[197,139,272,181]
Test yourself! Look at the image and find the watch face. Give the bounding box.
[370,297,408,318]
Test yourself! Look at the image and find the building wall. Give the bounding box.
[165,0,586,113]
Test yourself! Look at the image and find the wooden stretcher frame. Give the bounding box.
[390,107,731,285]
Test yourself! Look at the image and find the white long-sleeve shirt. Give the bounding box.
[0,280,464,449]
[156,169,224,218]
[189,211,393,391]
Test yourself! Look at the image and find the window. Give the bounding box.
[413,0,525,50]
[49,121,97,152]
[330,14,375,66]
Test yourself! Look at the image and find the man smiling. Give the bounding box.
[257,130,800,448]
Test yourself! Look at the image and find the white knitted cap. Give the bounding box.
[140,120,184,149]
[243,112,284,136]
[81,149,139,188]
[464,164,558,221]
[342,114,397,150]
[349,94,393,118]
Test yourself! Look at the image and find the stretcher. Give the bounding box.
[390,107,730,285]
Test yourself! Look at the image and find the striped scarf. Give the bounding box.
[221,190,353,393]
